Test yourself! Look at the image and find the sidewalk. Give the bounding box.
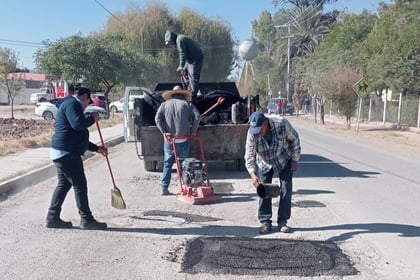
[0,123,125,196]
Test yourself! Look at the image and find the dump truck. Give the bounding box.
[123,82,255,172]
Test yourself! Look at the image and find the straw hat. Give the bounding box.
[162,85,192,101]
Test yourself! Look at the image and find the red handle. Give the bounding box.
[178,71,187,90]
[202,97,225,116]
[96,121,117,187]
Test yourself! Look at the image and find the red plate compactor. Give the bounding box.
[172,136,220,205]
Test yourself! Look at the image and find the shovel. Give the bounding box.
[177,70,187,90]
[201,97,225,116]
[95,120,126,210]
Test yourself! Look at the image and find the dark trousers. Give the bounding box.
[186,56,203,97]
[47,153,93,222]
[258,160,293,224]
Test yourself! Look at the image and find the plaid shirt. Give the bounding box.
[244,116,301,175]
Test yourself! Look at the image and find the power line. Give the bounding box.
[0,38,44,48]
[94,0,125,26]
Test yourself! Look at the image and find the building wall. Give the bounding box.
[0,73,50,105]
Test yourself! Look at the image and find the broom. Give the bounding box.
[95,120,126,210]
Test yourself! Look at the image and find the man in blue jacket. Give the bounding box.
[46,87,108,230]
[165,30,204,103]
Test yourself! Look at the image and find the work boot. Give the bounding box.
[278,221,290,233]
[46,218,73,229]
[80,219,107,230]
[161,189,174,196]
[259,221,272,234]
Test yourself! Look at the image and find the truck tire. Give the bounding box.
[144,160,157,172]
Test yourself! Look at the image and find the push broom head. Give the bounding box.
[111,186,126,210]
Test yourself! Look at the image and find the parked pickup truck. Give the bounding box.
[30,87,55,104]
[123,82,252,172]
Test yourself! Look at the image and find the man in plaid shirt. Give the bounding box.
[244,112,301,234]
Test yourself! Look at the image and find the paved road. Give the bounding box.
[0,120,419,280]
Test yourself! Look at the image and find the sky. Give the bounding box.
[0,0,391,70]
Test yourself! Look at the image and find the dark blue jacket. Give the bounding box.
[51,96,98,155]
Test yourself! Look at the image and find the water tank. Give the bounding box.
[239,40,258,61]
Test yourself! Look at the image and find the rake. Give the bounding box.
[95,120,126,210]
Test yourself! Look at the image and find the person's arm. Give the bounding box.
[284,119,301,172]
[87,142,108,156]
[64,101,95,130]
[154,104,166,134]
[244,133,261,187]
[177,39,187,68]
[154,103,171,142]
[190,104,201,136]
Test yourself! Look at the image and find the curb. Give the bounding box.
[0,135,125,199]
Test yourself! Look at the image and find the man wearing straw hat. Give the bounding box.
[155,86,201,195]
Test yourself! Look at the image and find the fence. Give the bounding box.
[317,93,420,128]
[360,93,420,128]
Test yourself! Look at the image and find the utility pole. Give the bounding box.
[275,24,293,102]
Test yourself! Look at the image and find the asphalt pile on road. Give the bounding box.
[180,236,358,277]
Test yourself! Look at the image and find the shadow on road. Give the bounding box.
[106,224,260,238]
[294,189,335,195]
[297,223,420,242]
[296,154,380,178]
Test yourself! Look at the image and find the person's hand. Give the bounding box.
[176,67,183,74]
[291,161,298,172]
[97,146,108,156]
[163,133,172,142]
[92,112,100,122]
[250,172,261,188]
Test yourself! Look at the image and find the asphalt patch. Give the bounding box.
[181,237,358,277]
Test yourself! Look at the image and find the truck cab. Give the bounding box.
[30,87,54,104]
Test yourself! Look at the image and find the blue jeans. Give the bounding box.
[161,140,190,191]
[258,160,293,225]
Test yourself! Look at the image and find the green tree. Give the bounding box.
[169,8,234,82]
[105,2,174,82]
[35,34,161,114]
[361,0,420,93]
[272,0,338,8]
[252,11,277,53]
[0,48,23,118]
[280,4,333,112]
[105,3,234,83]
[302,12,376,123]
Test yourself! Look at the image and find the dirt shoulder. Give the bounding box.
[0,105,122,156]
